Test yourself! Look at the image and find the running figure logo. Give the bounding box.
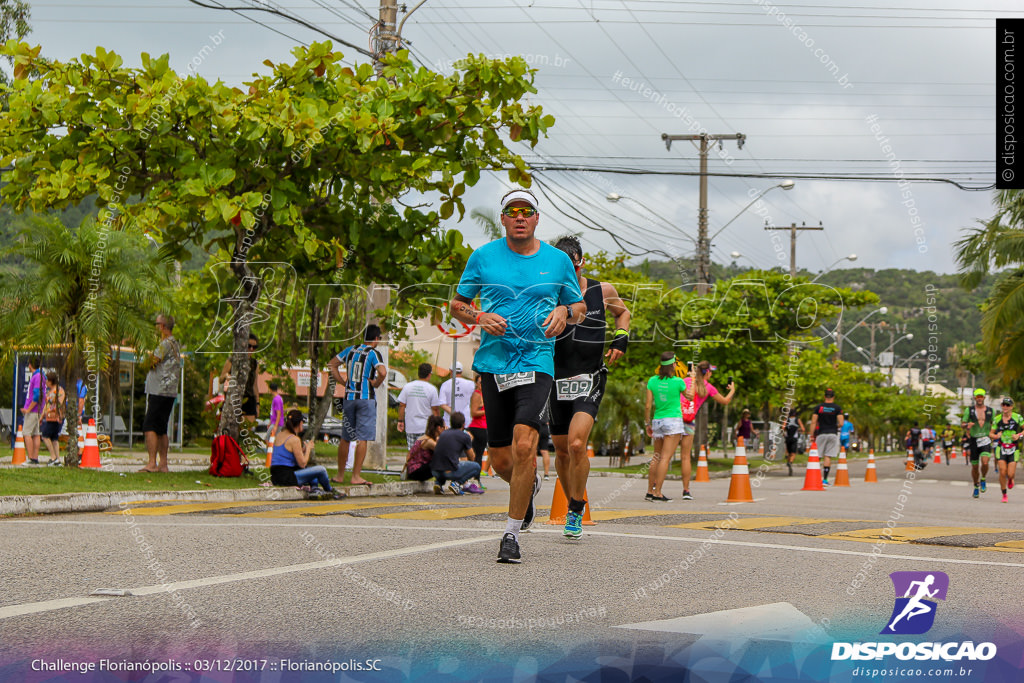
[881,571,949,635]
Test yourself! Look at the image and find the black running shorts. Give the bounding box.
[480,372,552,448]
[549,368,607,436]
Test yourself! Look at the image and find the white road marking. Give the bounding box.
[617,602,829,644]
[0,534,495,621]
[6,520,1024,569]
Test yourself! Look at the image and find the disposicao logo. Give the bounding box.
[831,571,997,662]
[881,571,948,635]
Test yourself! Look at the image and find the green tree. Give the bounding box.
[0,41,554,441]
[955,190,1024,386]
[0,216,172,464]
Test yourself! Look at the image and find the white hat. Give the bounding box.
[500,190,538,211]
[452,361,463,373]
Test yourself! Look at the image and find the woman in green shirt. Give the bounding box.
[644,351,689,502]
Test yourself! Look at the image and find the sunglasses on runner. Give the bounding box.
[501,206,538,218]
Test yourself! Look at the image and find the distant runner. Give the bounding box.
[990,397,1024,504]
[962,388,995,499]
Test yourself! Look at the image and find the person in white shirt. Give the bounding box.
[439,361,475,428]
[396,363,441,449]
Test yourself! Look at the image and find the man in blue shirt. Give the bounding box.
[329,324,386,487]
[449,189,585,563]
[840,413,855,451]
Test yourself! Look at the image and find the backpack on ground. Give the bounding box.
[210,434,246,477]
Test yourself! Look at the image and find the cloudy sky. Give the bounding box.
[24,1,1022,275]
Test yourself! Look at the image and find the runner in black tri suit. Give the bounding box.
[550,236,631,539]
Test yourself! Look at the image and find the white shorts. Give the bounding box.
[652,417,684,438]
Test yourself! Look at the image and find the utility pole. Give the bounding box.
[662,132,745,458]
[359,0,400,470]
[661,133,746,296]
[763,222,824,280]
[761,222,831,352]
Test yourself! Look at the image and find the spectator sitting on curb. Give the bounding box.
[431,412,483,495]
[270,409,345,499]
[405,415,445,482]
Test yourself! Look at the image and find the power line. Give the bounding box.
[184,0,375,56]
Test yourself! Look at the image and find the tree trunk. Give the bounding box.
[63,350,81,467]
[216,260,262,446]
[307,302,319,416]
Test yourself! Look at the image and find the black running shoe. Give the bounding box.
[497,532,521,564]
[521,472,542,531]
[645,493,655,502]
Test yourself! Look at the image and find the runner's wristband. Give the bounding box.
[475,311,485,324]
[609,329,628,354]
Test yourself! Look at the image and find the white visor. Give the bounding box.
[501,190,538,211]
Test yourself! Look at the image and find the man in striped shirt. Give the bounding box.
[329,324,387,487]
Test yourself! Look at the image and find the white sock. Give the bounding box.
[505,517,524,543]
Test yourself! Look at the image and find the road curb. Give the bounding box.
[0,480,433,517]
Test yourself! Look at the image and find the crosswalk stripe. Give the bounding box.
[668,516,839,530]
[817,525,1017,544]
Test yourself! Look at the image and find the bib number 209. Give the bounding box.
[555,374,593,401]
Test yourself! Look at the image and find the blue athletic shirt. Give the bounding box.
[840,420,854,445]
[336,344,384,400]
[457,239,584,376]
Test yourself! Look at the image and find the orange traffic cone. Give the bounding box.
[694,444,711,482]
[905,448,915,472]
[802,442,825,491]
[12,426,26,465]
[950,445,957,460]
[586,442,595,458]
[933,448,942,465]
[834,447,851,486]
[864,449,878,483]
[545,478,596,526]
[758,441,765,459]
[726,436,754,503]
[79,419,101,468]
[77,424,85,454]
[265,432,275,468]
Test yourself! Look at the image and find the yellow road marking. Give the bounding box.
[818,526,1017,544]
[667,516,839,530]
[236,501,427,518]
[380,505,512,520]
[106,501,284,516]
[584,509,732,522]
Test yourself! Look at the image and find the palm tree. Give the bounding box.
[0,215,173,464]
[470,208,503,241]
[590,374,647,466]
[954,190,1024,385]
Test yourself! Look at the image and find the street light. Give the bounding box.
[820,306,886,361]
[811,254,858,282]
[606,193,696,245]
[709,180,795,242]
[896,349,928,392]
[881,333,914,356]
[729,251,760,268]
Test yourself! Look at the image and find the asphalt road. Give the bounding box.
[2,454,1022,682]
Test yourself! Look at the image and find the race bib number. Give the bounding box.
[1002,440,1017,455]
[555,373,594,401]
[494,372,536,392]
[975,436,991,447]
